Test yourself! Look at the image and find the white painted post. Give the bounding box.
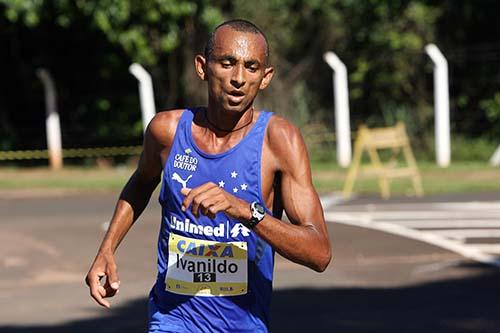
[425,44,451,167]
[323,52,352,167]
[129,63,156,132]
[36,68,63,170]
[490,145,500,166]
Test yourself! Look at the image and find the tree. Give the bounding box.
[0,0,223,151]
[2,0,499,161]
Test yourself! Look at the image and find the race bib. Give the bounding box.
[165,233,248,297]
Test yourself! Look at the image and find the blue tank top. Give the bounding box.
[152,108,275,332]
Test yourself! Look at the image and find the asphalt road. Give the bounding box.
[0,190,499,332]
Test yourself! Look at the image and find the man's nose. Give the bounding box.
[230,64,246,88]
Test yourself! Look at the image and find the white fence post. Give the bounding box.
[425,44,451,167]
[323,51,352,167]
[490,145,500,166]
[36,68,63,170]
[129,63,156,132]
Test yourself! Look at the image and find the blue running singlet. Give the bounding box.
[149,108,276,333]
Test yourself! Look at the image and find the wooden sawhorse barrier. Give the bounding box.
[343,122,424,199]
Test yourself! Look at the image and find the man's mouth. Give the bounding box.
[226,90,245,104]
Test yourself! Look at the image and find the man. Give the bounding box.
[86,19,331,332]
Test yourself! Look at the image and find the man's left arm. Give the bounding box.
[251,118,332,272]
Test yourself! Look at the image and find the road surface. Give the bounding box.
[0,190,499,332]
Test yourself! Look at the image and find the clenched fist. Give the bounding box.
[181,182,251,221]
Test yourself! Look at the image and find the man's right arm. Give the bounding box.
[85,110,180,308]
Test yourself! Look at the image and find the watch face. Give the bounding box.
[255,203,265,215]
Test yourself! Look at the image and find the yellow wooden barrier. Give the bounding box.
[343,122,424,199]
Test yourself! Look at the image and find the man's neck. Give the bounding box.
[205,104,255,133]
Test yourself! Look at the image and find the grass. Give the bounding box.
[0,162,499,197]
[0,166,134,190]
[311,161,500,196]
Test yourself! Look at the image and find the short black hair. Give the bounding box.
[204,19,270,64]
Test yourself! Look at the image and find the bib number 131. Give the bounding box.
[194,272,216,283]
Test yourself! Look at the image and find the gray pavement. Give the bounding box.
[1,190,499,332]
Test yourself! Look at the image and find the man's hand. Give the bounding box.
[181,182,251,221]
[85,251,120,308]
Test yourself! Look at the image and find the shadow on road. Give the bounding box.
[2,266,499,333]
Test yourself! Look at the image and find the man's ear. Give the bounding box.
[259,66,275,90]
[195,55,207,81]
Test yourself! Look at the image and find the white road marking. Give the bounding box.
[331,211,500,220]
[340,201,500,211]
[324,200,500,267]
[386,219,500,229]
[431,202,500,210]
[320,192,346,209]
[470,244,500,254]
[101,221,110,231]
[430,229,500,240]
[412,259,463,275]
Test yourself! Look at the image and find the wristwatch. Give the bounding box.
[245,201,266,229]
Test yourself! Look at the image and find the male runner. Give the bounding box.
[86,19,331,332]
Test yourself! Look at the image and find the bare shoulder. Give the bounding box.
[147,109,185,148]
[265,114,309,171]
[266,115,306,154]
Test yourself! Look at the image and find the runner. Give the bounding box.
[86,19,331,332]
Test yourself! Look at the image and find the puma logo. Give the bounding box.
[172,172,193,189]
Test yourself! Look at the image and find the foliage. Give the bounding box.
[0,0,223,150]
[0,0,499,163]
[436,0,500,140]
[450,136,498,162]
[0,0,223,64]
[223,0,442,140]
[481,93,500,139]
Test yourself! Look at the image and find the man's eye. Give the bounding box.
[248,67,258,72]
[221,62,232,68]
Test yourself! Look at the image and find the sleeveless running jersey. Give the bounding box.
[149,108,276,333]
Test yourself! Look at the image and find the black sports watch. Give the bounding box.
[245,201,266,229]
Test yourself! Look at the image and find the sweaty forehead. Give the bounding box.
[211,26,267,62]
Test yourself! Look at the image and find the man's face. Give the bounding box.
[196,26,274,114]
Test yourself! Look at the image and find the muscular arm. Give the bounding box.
[252,117,331,272]
[85,111,179,308]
